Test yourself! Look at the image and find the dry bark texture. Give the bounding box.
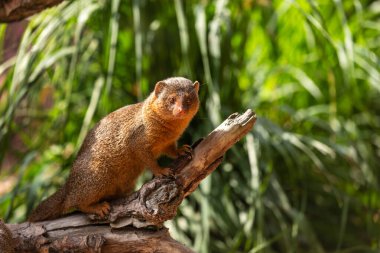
[4,109,256,252]
[0,0,64,22]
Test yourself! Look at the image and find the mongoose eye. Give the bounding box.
[169,97,176,104]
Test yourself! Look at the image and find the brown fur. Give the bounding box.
[28,77,200,222]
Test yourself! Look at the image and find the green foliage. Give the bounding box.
[0,0,379,252]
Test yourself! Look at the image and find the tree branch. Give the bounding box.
[0,0,64,23]
[5,109,257,252]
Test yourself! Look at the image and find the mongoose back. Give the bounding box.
[28,77,200,221]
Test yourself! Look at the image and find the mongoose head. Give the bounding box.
[151,77,200,120]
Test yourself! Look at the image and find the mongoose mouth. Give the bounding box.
[173,106,187,117]
[172,111,189,118]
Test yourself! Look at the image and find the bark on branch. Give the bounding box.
[5,109,257,252]
[0,0,64,23]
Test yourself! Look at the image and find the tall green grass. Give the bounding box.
[0,0,379,252]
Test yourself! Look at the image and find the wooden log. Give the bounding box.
[8,218,194,252]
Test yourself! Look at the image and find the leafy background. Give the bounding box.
[0,0,379,252]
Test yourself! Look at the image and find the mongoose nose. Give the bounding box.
[174,106,186,116]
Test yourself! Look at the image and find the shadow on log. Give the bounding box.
[4,109,257,252]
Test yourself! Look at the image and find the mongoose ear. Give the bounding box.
[154,81,166,97]
[193,81,199,93]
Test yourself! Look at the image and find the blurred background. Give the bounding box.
[0,0,379,252]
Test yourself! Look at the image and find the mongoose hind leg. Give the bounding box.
[78,201,110,218]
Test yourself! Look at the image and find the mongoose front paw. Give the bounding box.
[161,167,173,176]
[151,164,174,177]
[177,144,193,159]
